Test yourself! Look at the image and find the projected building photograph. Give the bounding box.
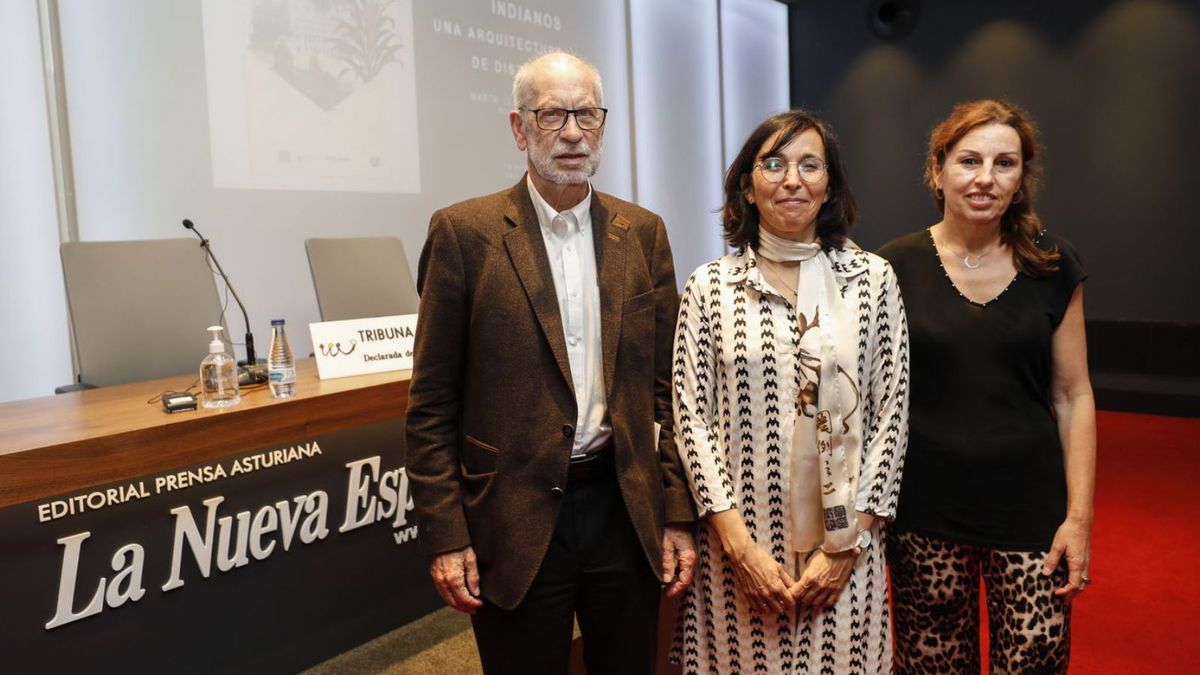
[202,0,420,193]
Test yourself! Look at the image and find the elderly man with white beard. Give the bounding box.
[404,51,697,675]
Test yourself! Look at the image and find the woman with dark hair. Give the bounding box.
[671,109,909,673]
[878,99,1096,673]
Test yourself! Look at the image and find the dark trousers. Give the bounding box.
[470,468,661,675]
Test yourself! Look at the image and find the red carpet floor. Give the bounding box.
[1062,411,1200,673]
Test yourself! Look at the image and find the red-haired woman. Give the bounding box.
[878,100,1096,673]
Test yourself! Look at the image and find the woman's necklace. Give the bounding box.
[935,231,1001,270]
[763,260,798,295]
[960,250,991,269]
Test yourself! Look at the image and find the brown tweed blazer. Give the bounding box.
[405,177,695,610]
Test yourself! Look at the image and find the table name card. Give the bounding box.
[309,314,417,379]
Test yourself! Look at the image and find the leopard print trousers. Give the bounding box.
[888,528,1072,674]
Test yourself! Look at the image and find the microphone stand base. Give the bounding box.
[237,364,269,387]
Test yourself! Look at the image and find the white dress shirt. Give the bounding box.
[527,176,610,457]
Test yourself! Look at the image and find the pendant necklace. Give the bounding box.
[766,262,798,295]
[962,251,989,269]
[936,233,999,270]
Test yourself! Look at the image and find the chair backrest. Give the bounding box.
[305,237,419,321]
[60,239,226,387]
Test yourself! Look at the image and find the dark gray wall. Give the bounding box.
[788,0,1200,322]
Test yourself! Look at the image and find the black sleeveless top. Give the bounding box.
[877,229,1086,550]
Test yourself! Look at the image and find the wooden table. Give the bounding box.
[0,359,410,508]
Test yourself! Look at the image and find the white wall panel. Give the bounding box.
[721,0,790,161]
[629,0,727,289]
[0,3,73,402]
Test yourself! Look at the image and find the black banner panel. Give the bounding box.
[0,419,442,674]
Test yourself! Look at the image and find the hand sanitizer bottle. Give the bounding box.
[200,326,240,408]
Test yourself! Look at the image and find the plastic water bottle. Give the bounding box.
[200,326,240,408]
[268,319,296,398]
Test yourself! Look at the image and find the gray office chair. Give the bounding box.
[58,239,227,390]
[305,237,419,321]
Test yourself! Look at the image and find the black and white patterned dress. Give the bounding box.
[671,245,909,674]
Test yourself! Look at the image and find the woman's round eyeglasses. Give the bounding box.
[755,157,828,183]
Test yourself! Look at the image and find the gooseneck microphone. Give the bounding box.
[183,219,264,381]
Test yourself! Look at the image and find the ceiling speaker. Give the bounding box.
[868,0,921,40]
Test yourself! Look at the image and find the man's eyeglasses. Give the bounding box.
[522,107,608,131]
[755,156,828,184]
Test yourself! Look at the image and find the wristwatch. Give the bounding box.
[852,528,873,557]
[820,528,874,558]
